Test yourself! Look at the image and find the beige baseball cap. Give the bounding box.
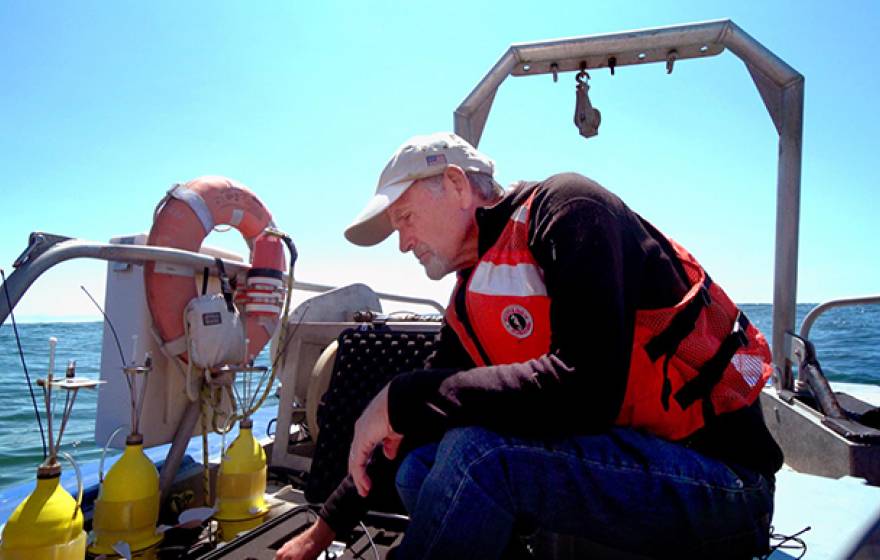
[344,132,495,246]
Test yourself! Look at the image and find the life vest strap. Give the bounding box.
[674,312,751,410]
[644,275,713,362]
[451,270,492,366]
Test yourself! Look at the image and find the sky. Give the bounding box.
[1,0,878,322]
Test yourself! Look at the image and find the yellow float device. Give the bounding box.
[88,433,163,558]
[214,418,268,540]
[89,353,162,558]
[0,463,86,560]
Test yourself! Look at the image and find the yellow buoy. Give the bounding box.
[88,434,162,557]
[0,464,86,560]
[214,419,268,540]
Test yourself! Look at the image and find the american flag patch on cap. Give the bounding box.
[426,154,447,166]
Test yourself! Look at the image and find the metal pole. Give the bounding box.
[454,49,516,146]
[771,80,804,391]
[455,20,735,146]
[158,399,201,502]
[721,22,801,89]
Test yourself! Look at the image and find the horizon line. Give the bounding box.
[0,302,837,326]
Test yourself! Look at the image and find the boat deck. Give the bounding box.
[769,467,880,559]
[764,382,880,559]
[184,466,880,559]
[183,484,403,560]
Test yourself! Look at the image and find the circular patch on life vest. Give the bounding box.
[501,304,533,339]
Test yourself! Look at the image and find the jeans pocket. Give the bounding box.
[727,463,770,492]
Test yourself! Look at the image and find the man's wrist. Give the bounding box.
[305,516,336,549]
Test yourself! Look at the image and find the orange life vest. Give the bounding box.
[445,192,773,441]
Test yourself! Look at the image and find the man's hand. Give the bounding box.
[275,517,335,560]
[349,384,403,497]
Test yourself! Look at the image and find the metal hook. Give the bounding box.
[574,63,601,139]
[550,63,559,83]
[608,56,617,76]
[576,62,589,85]
[666,49,678,74]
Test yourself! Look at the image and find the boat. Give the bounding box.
[1,19,879,559]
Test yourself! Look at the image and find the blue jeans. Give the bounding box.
[394,427,773,559]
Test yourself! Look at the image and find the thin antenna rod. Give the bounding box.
[1,268,47,459]
[81,286,133,395]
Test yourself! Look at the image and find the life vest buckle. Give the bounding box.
[698,283,712,306]
[731,312,750,348]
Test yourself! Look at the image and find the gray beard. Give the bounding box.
[421,253,452,280]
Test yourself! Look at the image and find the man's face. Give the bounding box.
[388,174,468,280]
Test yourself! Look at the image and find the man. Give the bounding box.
[277,132,783,559]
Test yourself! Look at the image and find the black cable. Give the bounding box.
[279,233,299,266]
[80,286,132,394]
[268,233,302,372]
[1,268,47,459]
[763,525,809,560]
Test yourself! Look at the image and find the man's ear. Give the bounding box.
[443,165,473,210]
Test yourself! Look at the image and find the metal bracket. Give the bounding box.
[510,43,724,78]
[786,331,848,421]
[13,232,71,268]
[666,49,678,74]
[787,331,809,367]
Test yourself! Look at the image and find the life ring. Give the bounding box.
[145,176,285,364]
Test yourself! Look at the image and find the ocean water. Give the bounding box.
[1,304,878,494]
[0,320,277,494]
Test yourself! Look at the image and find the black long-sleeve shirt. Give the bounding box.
[319,173,783,533]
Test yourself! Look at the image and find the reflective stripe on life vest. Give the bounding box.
[470,262,548,297]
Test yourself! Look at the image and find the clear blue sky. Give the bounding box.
[2,1,878,321]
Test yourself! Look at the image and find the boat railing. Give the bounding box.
[776,296,880,456]
[0,231,444,326]
[799,294,880,340]
[784,295,880,419]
